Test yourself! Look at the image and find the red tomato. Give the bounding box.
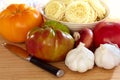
[93,21,120,48]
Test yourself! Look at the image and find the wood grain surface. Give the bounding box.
[0,35,120,80]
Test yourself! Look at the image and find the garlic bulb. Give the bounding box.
[95,43,120,69]
[65,42,94,73]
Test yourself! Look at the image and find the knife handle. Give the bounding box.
[29,56,64,77]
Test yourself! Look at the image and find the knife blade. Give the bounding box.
[2,43,64,77]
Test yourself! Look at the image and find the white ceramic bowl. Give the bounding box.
[40,1,110,32]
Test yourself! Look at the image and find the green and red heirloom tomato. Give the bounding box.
[26,21,74,62]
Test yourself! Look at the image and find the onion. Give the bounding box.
[73,28,93,48]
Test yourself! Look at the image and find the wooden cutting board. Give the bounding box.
[0,29,120,80]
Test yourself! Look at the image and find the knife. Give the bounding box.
[2,43,64,77]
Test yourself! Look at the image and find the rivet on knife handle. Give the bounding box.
[2,43,64,77]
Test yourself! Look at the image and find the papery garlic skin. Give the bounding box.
[95,44,120,69]
[65,42,94,73]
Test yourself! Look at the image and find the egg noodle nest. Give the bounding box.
[44,0,106,23]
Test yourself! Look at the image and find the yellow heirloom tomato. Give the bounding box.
[0,4,43,42]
